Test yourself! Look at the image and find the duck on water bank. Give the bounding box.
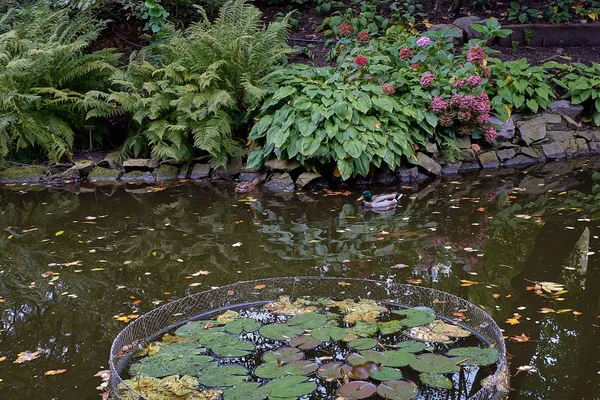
[358,190,402,210]
[235,178,261,193]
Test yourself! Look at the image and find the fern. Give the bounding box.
[0,5,118,164]
[89,0,292,166]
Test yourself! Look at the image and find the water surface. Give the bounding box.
[0,159,599,399]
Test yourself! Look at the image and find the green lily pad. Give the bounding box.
[128,341,212,378]
[174,320,224,338]
[224,382,271,400]
[289,335,322,350]
[255,360,318,379]
[262,347,304,363]
[379,320,405,335]
[266,376,317,398]
[311,326,347,342]
[420,373,453,389]
[392,308,436,327]
[348,338,378,350]
[287,313,328,330]
[338,381,377,399]
[225,318,261,334]
[196,331,239,346]
[376,380,419,400]
[370,367,403,381]
[409,354,461,374]
[196,364,249,387]
[391,341,426,353]
[259,323,305,341]
[383,351,416,367]
[446,347,499,366]
[316,362,352,379]
[352,321,379,337]
[209,339,255,358]
[347,350,389,366]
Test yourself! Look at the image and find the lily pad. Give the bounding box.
[338,381,377,399]
[266,375,317,398]
[196,331,238,347]
[317,362,352,380]
[352,321,379,337]
[383,350,416,367]
[348,338,378,350]
[255,360,318,379]
[379,320,405,335]
[392,308,436,327]
[196,364,249,387]
[370,367,403,381]
[209,339,255,358]
[391,341,426,353]
[348,361,379,380]
[174,320,224,338]
[216,310,240,324]
[334,299,388,325]
[225,318,261,334]
[376,380,419,400]
[420,373,453,389]
[287,313,328,330]
[404,326,451,343]
[289,335,322,350]
[347,350,389,366]
[409,354,461,374]
[264,296,316,316]
[430,320,472,338]
[446,347,499,366]
[259,323,305,341]
[128,341,212,378]
[311,326,347,342]
[262,347,304,363]
[224,382,271,400]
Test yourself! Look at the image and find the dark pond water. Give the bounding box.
[0,158,599,400]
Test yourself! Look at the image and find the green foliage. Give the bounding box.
[548,61,600,125]
[486,58,556,119]
[470,18,512,46]
[321,0,390,38]
[247,64,428,180]
[0,6,118,164]
[90,0,292,165]
[546,0,574,23]
[390,0,428,26]
[142,0,172,42]
[507,1,540,24]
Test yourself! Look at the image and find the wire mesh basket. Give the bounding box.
[109,277,509,399]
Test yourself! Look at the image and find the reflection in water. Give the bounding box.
[0,159,599,399]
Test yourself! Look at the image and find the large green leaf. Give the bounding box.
[317,362,352,379]
[262,347,304,363]
[286,313,328,330]
[347,350,389,366]
[409,354,461,374]
[338,381,377,399]
[209,339,255,358]
[266,376,317,398]
[376,380,419,400]
[255,360,319,379]
[289,335,322,350]
[370,367,403,381]
[128,342,213,378]
[348,338,378,350]
[259,323,305,340]
[383,351,415,367]
[392,307,436,327]
[311,326,347,342]
[224,382,271,400]
[390,341,426,353]
[196,365,249,387]
[379,320,405,335]
[224,318,261,334]
[420,373,453,389]
[174,320,224,338]
[446,347,499,366]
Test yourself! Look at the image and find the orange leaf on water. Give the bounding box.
[44,369,67,376]
[510,333,530,343]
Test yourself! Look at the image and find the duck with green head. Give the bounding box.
[358,190,402,209]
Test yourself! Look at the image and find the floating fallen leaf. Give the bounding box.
[391,263,409,269]
[573,311,583,316]
[510,333,530,343]
[55,230,64,236]
[255,284,266,290]
[407,279,422,285]
[460,279,478,287]
[338,281,351,287]
[14,349,44,363]
[539,308,555,314]
[0,356,6,362]
[505,318,520,325]
[189,283,202,287]
[514,365,538,376]
[492,293,500,299]
[191,270,210,276]
[232,242,242,247]
[44,369,67,376]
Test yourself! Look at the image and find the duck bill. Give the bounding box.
[357,196,364,201]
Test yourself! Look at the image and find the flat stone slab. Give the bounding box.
[88,167,121,182]
[497,148,516,161]
[415,152,441,176]
[0,165,46,183]
[547,131,574,142]
[296,172,322,189]
[542,142,566,159]
[212,157,243,180]
[121,171,156,183]
[517,117,546,145]
[549,100,584,119]
[155,164,179,181]
[190,163,210,179]
[504,155,537,167]
[123,158,158,170]
[478,151,499,169]
[264,172,294,191]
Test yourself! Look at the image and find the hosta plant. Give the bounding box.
[247,64,429,180]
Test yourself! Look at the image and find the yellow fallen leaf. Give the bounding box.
[14,349,44,363]
[44,369,67,376]
[510,333,530,343]
[338,281,351,287]
[55,231,64,236]
[539,308,555,313]
[505,318,520,325]
[254,284,266,289]
[0,356,6,362]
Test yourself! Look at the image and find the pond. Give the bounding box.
[0,158,599,399]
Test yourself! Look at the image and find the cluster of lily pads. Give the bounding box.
[122,296,499,400]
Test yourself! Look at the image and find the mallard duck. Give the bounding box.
[357,190,402,209]
[235,177,261,193]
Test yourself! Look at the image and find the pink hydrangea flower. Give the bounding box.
[410,63,419,70]
[466,75,483,87]
[430,96,448,113]
[467,46,486,65]
[353,55,369,66]
[452,79,465,89]
[416,36,431,47]
[357,31,370,43]
[420,72,435,87]
[399,47,414,60]
[485,126,498,142]
[380,83,396,96]
[338,23,354,37]
[482,66,491,78]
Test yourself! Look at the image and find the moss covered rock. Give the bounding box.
[0,165,46,183]
[88,167,121,182]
